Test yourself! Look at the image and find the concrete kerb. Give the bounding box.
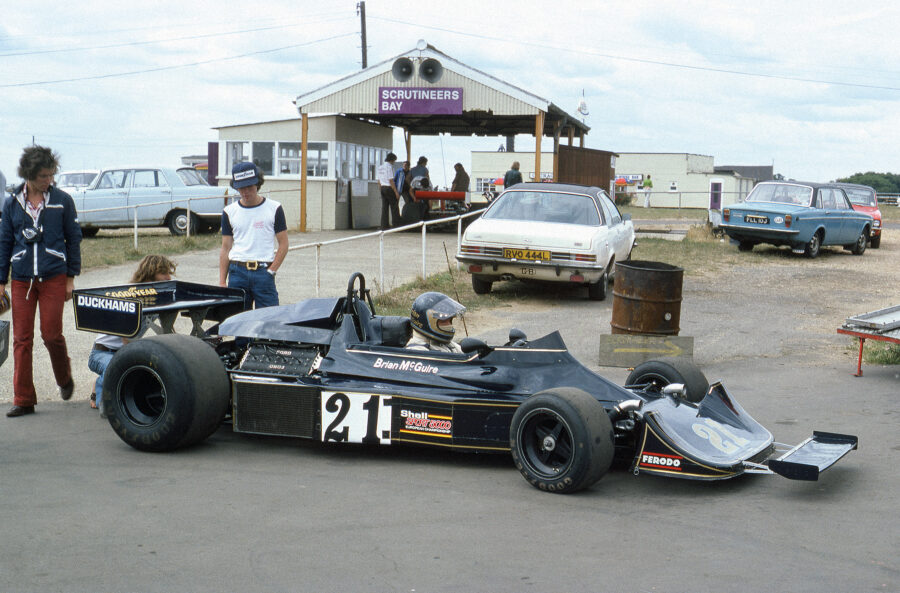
[0,227,463,406]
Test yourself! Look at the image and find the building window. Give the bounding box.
[253,142,275,175]
[476,177,499,192]
[226,142,249,172]
[278,142,301,174]
[306,142,328,177]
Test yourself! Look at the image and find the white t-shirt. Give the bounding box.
[376,161,395,187]
[222,197,287,262]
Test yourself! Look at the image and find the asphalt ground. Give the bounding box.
[1,225,898,593]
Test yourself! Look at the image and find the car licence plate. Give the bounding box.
[503,248,550,261]
[744,215,769,224]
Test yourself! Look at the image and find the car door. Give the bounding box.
[599,192,629,263]
[81,169,132,226]
[127,169,172,226]
[819,188,848,244]
[832,189,861,243]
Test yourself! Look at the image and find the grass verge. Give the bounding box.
[862,340,900,365]
[372,270,509,317]
[80,232,221,270]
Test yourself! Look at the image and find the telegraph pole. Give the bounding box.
[357,1,367,68]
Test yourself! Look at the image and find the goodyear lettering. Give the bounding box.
[103,286,159,298]
[76,294,136,313]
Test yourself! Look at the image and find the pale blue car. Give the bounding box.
[721,181,873,258]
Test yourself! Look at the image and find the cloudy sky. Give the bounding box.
[2,0,899,188]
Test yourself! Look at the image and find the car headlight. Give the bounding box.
[873,220,881,228]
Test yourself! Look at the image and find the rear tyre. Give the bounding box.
[80,227,100,238]
[102,334,231,452]
[510,388,614,493]
[167,210,201,236]
[625,357,710,403]
[737,241,754,252]
[472,275,493,295]
[803,231,822,258]
[850,228,867,255]
[587,269,608,301]
[870,233,881,249]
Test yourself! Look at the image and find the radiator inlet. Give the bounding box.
[233,379,319,438]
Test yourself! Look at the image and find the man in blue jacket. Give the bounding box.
[0,146,82,417]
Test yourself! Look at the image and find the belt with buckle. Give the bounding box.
[230,260,270,271]
[93,343,116,353]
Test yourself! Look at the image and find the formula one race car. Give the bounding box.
[72,274,857,493]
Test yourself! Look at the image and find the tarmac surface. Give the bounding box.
[1,224,898,592]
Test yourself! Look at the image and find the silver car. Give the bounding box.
[77,166,232,236]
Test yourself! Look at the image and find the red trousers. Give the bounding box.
[11,274,72,406]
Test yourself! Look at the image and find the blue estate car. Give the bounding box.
[721,181,873,258]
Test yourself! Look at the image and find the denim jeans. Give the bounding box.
[87,348,114,415]
[228,263,279,310]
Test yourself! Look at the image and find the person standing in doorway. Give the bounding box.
[642,174,654,208]
[0,145,82,418]
[450,163,470,193]
[377,153,400,230]
[219,162,288,310]
[503,161,523,189]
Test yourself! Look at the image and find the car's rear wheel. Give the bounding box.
[870,233,881,249]
[80,226,100,238]
[102,334,231,452]
[510,388,614,493]
[625,357,709,403]
[738,241,754,252]
[587,269,608,301]
[472,275,493,295]
[803,231,822,258]
[850,228,867,255]
[167,210,201,236]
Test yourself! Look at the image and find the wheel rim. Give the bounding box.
[857,233,866,251]
[117,365,167,427]
[632,372,670,394]
[517,408,575,478]
[809,234,820,254]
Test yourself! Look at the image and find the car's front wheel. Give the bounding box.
[803,231,822,258]
[625,357,709,403]
[102,334,231,452]
[510,388,614,493]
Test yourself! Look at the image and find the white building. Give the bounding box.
[614,153,764,209]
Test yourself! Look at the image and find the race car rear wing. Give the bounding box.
[73,280,245,338]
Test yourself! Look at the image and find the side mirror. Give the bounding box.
[622,213,632,221]
[460,337,492,356]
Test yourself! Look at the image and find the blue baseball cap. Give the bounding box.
[232,162,259,188]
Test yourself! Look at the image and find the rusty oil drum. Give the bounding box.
[610,260,683,336]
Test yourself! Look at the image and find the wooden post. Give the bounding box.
[404,128,411,162]
[300,112,308,232]
[552,120,562,182]
[534,111,545,182]
[568,128,574,146]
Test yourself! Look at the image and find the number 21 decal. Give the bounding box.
[321,392,392,445]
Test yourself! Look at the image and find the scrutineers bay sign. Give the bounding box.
[378,87,463,114]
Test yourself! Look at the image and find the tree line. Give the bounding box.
[836,172,900,194]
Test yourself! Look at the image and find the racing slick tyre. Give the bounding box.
[472,275,493,295]
[870,233,881,249]
[587,269,609,301]
[510,388,614,493]
[803,231,822,258]
[102,334,231,452]
[625,357,710,403]
[167,210,201,236]
[849,228,867,255]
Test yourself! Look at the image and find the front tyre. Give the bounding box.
[102,334,231,452]
[625,357,709,403]
[510,388,614,493]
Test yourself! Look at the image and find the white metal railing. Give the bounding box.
[77,194,233,247]
[877,193,899,206]
[288,209,484,296]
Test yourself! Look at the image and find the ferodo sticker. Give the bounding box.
[639,452,683,471]
[399,410,452,438]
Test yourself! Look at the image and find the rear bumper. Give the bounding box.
[457,255,605,284]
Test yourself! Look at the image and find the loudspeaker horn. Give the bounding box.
[419,58,443,83]
[391,57,414,82]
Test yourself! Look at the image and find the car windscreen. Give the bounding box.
[177,168,208,186]
[483,191,601,225]
[841,187,876,207]
[58,172,97,187]
[746,184,813,206]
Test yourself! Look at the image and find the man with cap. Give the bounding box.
[218,162,289,309]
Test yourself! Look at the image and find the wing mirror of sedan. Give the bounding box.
[460,337,492,356]
[622,213,632,221]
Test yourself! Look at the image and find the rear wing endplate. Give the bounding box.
[767,431,858,481]
[73,280,245,337]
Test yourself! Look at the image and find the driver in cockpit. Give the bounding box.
[406,292,465,353]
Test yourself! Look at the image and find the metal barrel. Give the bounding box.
[610,260,683,336]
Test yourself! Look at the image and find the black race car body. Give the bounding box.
[73,274,856,492]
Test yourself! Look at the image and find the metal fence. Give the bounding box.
[877,193,899,206]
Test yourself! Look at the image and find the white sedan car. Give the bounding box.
[457,183,635,300]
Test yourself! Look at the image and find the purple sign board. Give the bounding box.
[378,87,463,115]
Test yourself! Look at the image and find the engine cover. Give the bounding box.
[238,343,318,377]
